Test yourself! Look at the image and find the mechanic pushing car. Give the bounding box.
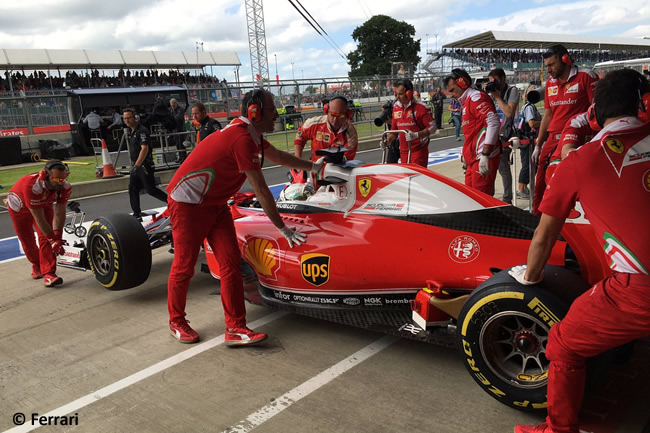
[444,68,501,196]
[383,79,436,167]
[166,88,324,346]
[510,69,650,433]
[6,160,72,287]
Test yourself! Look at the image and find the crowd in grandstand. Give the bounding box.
[0,69,226,91]
[445,48,650,67]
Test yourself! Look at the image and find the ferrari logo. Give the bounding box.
[301,253,330,286]
[358,178,372,198]
[643,170,650,192]
[605,138,624,154]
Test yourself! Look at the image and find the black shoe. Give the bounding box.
[133,214,143,222]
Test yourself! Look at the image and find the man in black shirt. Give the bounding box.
[432,87,446,129]
[123,108,168,220]
[169,98,187,162]
[191,102,222,143]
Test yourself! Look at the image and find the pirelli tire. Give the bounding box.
[456,265,589,413]
[86,214,152,291]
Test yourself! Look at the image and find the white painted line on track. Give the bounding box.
[1,311,288,433]
[221,335,399,433]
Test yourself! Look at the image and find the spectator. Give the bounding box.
[83,109,102,131]
[432,86,446,129]
[294,96,358,164]
[191,102,222,143]
[532,44,598,215]
[486,68,520,204]
[165,89,324,345]
[385,79,436,167]
[6,161,72,287]
[516,86,542,200]
[511,68,650,433]
[122,108,168,220]
[444,68,500,195]
[449,97,462,141]
[169,98,187,162]
[106,107,122,131]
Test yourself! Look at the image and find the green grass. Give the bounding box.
[0,157,99,191]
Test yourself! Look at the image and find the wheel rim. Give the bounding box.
[479,311,550,389]
[89,233,112,277]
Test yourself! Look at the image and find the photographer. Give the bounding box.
[384,79,436,167]
[486,68,519,204]
[374,100,400,163]
[515,86,542,200]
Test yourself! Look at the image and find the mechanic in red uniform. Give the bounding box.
[6,160,72,287]
[166,89,324,346]
[532,44,598,215]
[510,69,650,433]
[444,69,501,195]
[385,79,436,167]
[294,96,358,162]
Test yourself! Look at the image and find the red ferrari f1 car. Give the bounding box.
[58,146,611,412]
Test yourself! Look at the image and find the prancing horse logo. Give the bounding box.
[358,178,372,198]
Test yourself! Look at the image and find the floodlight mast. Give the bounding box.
[245,0,270,88]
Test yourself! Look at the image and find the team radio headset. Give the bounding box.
[394,79,425,138]
[587,77,650,130]
[246,88,267,167]
[323,96,354,120]
[39,160,69,200]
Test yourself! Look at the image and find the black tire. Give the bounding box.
[456,266,588,412]
[86,214,151,290]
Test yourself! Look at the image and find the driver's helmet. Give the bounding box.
[279,183,315,201]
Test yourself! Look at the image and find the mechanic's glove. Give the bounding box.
[404,131,418,142]
[52,229,63,241]
[278,225,306,248]
[46,231,66,257]
[478,154,491,176]
[311,157,325,174]
[508,265,544,285]
[532,145,541,164]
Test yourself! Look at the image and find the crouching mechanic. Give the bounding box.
[294,96,358,162]
[444,69,500,195]
[384,79,436,167]
[6,160,72,287]
[509,68,650,433]
[166,88,325,346]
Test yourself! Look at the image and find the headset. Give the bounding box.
[544,45,572,66]
[588,76,650,130]
[323,96,354,119]
[394,79,414,100]
[450,69,471,90]
[246,88,265,123]
[39,160,69,183]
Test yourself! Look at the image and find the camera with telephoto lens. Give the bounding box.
[374,100,394,127]
[485,81,500,93]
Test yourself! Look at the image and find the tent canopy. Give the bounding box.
[0,48,241,69]
[443,31,650,52]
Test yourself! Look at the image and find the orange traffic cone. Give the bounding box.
[100,139,120,178]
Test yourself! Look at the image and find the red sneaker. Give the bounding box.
[43,274,63,287]
[225,326,267,347]
[31,264,43,279]
[169,319,200,344]
[514,422,554,433]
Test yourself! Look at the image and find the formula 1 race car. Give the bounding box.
[58,146,611,412]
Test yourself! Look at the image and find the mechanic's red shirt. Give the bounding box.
[540,117,650,274]
[458,87,500,164]
[549,112,595,164]
[294,115,358,161]
[544,66,598,134]
[167,117,270,206]
[6,173,71,214]
[390,100,436,152]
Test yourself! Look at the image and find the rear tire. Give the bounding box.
[86,214,151,290]
[456,266,586,412]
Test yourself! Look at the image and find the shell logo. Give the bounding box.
[243,237,280,280]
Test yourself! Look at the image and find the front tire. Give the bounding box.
[456,266,586,412]
[86,214,151,290]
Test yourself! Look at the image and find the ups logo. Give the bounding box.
[301,253,330,286]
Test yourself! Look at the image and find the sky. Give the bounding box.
[1,0,649,83]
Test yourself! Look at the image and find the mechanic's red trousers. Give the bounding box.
[167,199,246,328]
[532,135,559,215]
[400,144,429,168]
[464,155,500,196]
[9,207,56,276]
[545,272,650,433]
